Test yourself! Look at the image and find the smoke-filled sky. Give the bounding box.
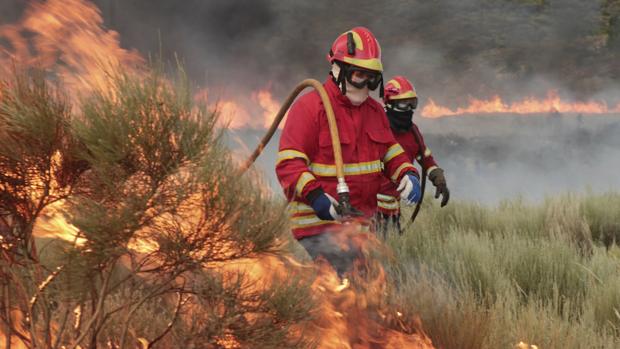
[1,0,614,105]
[1,0,619,202]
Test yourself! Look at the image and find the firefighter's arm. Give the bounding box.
[412,124,439,173]
[275,100,321,202]
[382,140,418,183]
[411,126,450,206]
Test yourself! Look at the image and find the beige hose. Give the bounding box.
[239,79,347,189]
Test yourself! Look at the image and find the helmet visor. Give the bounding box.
[391,97,418,111]
[345,67,382,90]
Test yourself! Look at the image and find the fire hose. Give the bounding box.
[239,79,362,218]
[403,126,427,232]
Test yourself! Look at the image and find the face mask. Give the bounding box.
[331,64,369,106]
[386,107,413,131]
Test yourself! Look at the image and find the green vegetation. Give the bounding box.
[2,64,620,348]
[0,67,313,349]
[386,192,620,349]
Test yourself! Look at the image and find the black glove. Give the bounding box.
[428,168,450,207]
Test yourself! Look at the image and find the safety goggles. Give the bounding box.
[345,67,382,90]
[391,97,418,111]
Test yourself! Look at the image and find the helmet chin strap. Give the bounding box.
[330,63,346,95]
[330,63,369,106]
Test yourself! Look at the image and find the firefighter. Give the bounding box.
[376,76,450,236]
[276,27,421,276]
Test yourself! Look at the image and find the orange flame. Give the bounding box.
[195,88,282,129]
[217,225,435,349]
[421,91,620,118]
[0,0,143,96]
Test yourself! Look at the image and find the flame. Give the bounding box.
[3,1,425,346]
[421,91,620,118]
[216,225,435,349]
[195,88,282,129]
[254,89,282,128]
[0,0,143,96]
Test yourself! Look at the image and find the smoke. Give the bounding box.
[2,0,618,101]
[6,0,601,104]
[1,0,619,202]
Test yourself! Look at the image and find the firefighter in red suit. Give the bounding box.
[376,76,450,236]
[275,28,421,276]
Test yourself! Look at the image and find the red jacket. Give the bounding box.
[377,124,438,215]
[276,78,417,239]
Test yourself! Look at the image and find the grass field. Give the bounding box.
[381,191,620,349]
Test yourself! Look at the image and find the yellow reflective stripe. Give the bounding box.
[342,56,383,72]
[295,172,316,197]
[277,149,309,165]
[424,147,432,157]
[378,200,400,210]
[427,165,438,174]
[291,215,338,229]
[391,163,414,182]
[290,201,315,214]
[391,91,417,100]
[387,79,401,89]
[377,193,397,202]
[384,144,405,163]
[310,160,382,177]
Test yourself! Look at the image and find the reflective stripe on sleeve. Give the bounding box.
[377,193,397,202]
[383,144,405,163]
[295,172,316,197]
[378,200,400,211]
[277,149,310,165]
[390,163,415,182]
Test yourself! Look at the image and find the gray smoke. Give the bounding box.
[81,0,620,104]
[237,114,620,204]
[1,0,620,202]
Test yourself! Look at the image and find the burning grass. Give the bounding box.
[0,65,436,348]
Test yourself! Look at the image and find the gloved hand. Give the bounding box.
[429,167,450,207]
[307,188,341,220]
[397,171,421,205]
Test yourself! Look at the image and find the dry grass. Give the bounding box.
[384,192,620,348]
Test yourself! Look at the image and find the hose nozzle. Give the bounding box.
[336,178,363,218]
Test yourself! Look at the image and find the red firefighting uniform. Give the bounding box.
[276,78,418,239]
[377,125,438,215]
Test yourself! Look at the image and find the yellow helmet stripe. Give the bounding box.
[346,30,364,50]
[387,79,401,89]
[342,56,383,72]
[390,91,417,100]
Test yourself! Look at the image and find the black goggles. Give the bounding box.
[344,67,382,90]
[390,97,418,111]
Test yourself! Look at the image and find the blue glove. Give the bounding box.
[397,172,421,205]
[308,189,341,220]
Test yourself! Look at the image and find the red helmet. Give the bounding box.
[327,27,383,72]
[383,76,418,104]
